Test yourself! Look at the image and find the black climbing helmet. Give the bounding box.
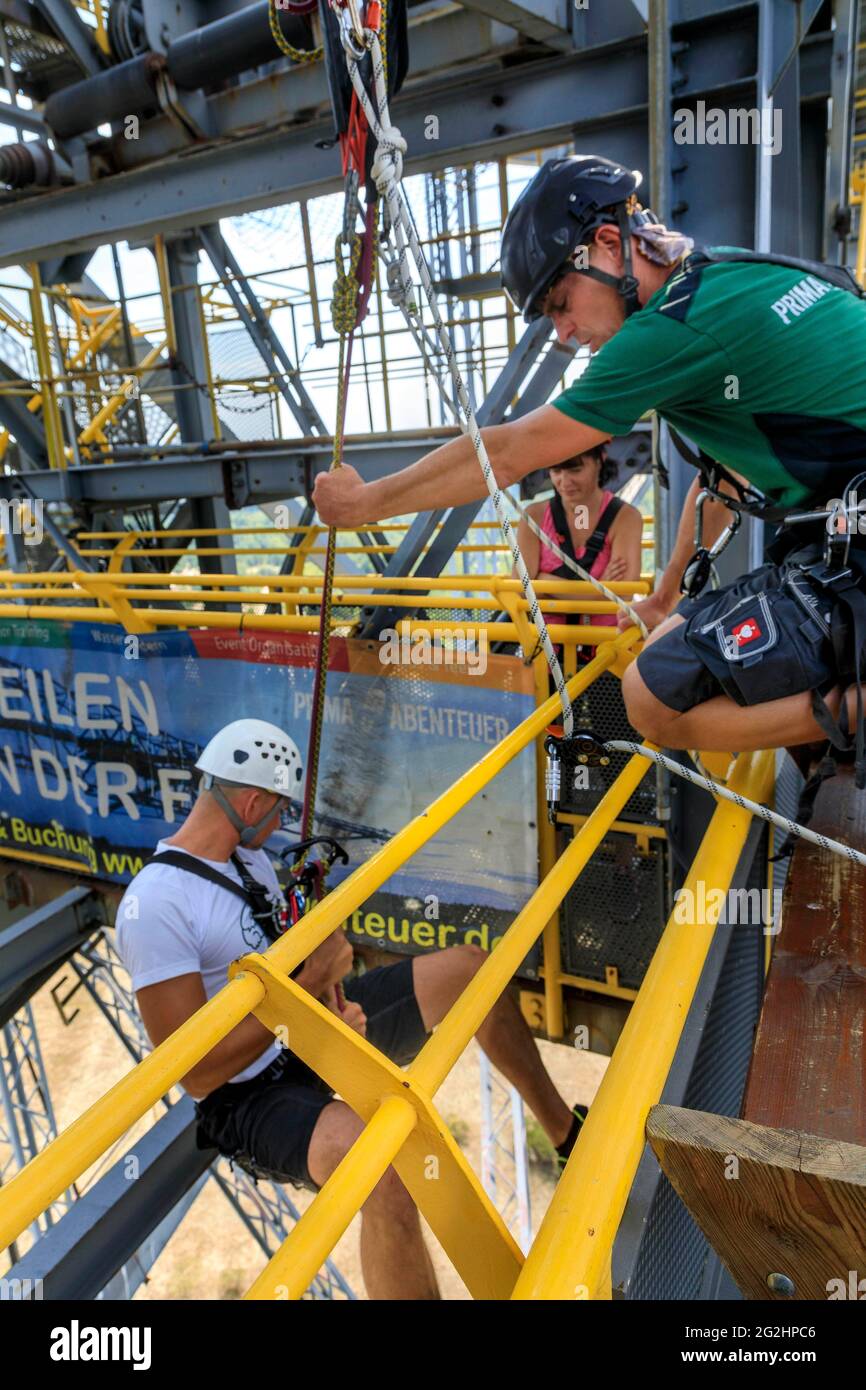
[500,155,656,323]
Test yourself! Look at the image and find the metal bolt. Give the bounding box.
[767,1272,795,1296]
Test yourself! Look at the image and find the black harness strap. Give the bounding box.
[147,850,289,948]
[666,424,790,524]
[547,491,624,621]
[692,246,865,299]
[805,568,866,790]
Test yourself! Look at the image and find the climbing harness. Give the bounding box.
[779,470,866,796]
[146,849,292,945]
[667,424,787,526]
[278,837,350,929]
[543,733,866,870]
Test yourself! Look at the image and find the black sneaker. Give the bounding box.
[555,1104,588,1175]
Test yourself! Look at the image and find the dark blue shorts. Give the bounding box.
[635,558,839,714]
[194,957,428,1192]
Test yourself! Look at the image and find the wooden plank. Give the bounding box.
[742,765,866,1143]
[647,1104,866,1301]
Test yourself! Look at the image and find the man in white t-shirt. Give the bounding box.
[116,717,584,1300]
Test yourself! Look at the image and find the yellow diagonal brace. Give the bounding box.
[511,748,776,1300]
[230,955,523,1300]
[247,1096,417,1301]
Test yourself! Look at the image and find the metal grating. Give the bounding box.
[563,672,660,823]
[623,845,766,1300]
[560,830,669,990]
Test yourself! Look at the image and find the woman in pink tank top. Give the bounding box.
[514,445,643,641]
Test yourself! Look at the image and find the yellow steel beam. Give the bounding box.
[409,750,653,1097]
[77,343,164,446]
[0,603,629,648]
[0,973,264,1253]
[247,1097,418,1299]
[28,266,67,471]
[0,845,96,875]
[499,583,566,1037]
[241,742,652,1297]
[511,748,776,1300]
[22,585,631,616]
[0,566,649,596]
[234,956,523,1300]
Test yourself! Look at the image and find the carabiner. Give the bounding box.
[334,0,367,58]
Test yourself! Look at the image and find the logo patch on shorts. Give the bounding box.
[731,617,763,646]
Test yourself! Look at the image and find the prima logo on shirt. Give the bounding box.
[770,275,834,325]
[49,1320,152,1371]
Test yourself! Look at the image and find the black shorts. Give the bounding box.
[636,553,839,715]
[194,957,429,1192]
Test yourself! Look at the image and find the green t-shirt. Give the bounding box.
[551,249,866,508]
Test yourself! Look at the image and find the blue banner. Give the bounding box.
[0,619,540,963]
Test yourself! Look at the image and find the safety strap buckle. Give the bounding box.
[824,498,853,571]
[797,558,855,590]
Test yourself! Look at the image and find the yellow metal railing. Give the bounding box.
[0,591,774,1297]
[512,748,775,1299]
[0,568,652,646]
[62,519,656,567]
[0,565,648,1037]
[0,635,634,1285]
[852,163,866,290]
[0,546,776,1297]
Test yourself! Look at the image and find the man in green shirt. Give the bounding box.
[313,155,865,769]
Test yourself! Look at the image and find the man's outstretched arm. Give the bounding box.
[312,404,609,526]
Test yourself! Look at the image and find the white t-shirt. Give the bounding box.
[115,839,285,1084]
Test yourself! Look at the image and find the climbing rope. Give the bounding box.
[338,23,655,732]
[269,0,323,64]
[605,741,866,869]
[300,211,371,846]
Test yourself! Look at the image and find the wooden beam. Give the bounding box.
[647,1104,866,1301]
[743,765,866,1143]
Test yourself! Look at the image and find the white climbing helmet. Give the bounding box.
[196,719,304,797]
